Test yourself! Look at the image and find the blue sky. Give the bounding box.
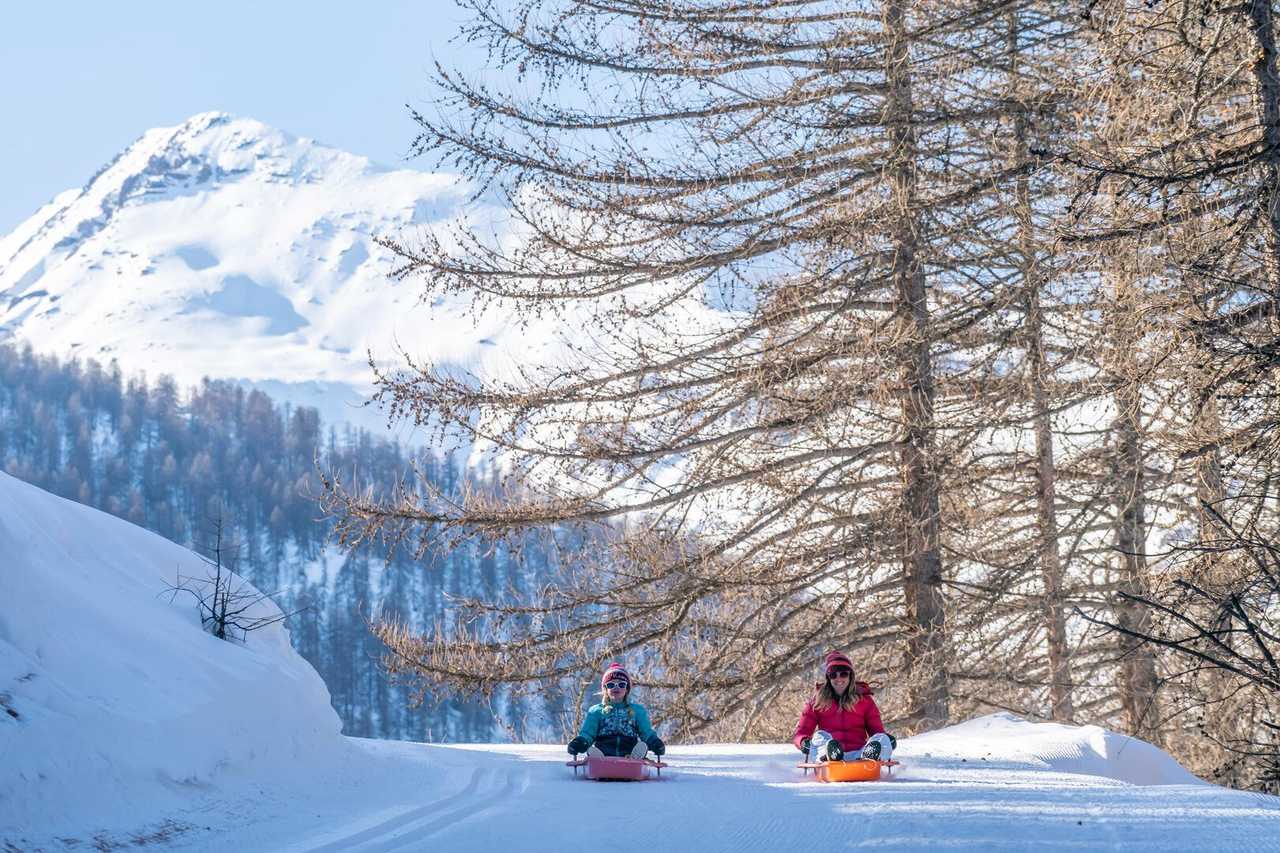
[1,1,476,234]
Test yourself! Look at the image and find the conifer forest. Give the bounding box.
[0,344,561,742]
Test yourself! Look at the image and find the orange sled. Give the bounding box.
[797,758,899,782]
[567,755,668,781]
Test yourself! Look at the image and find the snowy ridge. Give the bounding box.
[1,112,372,268]
[0,113,529,434]
[0,113,377,293]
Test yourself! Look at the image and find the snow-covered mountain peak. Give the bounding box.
[86,111,378,200]
[6,112,379,268]
[0,113,534,433]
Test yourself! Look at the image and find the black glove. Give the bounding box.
[887,733,897,749]
[645,735,666,756]
[798,737,811,754]
[567,736,591,755]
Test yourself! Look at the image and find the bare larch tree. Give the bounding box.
[324,0,1075,738]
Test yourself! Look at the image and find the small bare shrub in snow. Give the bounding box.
[163,519,296,642]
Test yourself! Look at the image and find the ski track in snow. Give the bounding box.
[254,744,1280,853]
[285,764,532,853]
[12,741,1280,852]
[297,767,486,853]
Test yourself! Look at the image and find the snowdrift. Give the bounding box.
[0,471,343,837]
[902,712,1200,786]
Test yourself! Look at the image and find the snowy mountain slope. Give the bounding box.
[0,471,345,843]
[0,112,534,434]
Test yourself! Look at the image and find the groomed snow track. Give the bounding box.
[266,739,1280,853]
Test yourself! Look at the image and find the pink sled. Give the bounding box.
[566,754,668,781]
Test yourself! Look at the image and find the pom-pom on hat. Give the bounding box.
[823,650,854,678]
[601,662,631,691]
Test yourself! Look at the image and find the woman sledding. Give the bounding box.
[794,651,896,763]
[567,662,666,759]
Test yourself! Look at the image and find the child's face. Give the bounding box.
[605,679,628,700]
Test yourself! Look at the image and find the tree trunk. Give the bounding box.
[887,0,948,730]
[1010,11,1073,723]
[1190,334,1227,540]
[1112,366,1162,743]
[1244,0,1280,296]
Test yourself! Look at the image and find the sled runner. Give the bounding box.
[567,754,668,781]
[797,758,899,782]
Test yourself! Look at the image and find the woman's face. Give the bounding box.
[605,678,629,701]
[828,668,852,694]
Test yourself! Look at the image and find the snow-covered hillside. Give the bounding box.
[0,470,345,843]
[0,112,526,433]
[4,473,1279,851]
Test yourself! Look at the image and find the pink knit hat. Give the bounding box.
[601,662,631,691]
[823,650,854,678]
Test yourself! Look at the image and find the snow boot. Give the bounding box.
[587,745,605,759]
[824,739,845,762]
[860,733,893,762]
[628,740,648,760]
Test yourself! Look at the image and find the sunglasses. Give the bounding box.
[827,668,852,678]
[605,680,629,690]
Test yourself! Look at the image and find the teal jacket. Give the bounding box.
[576,700,658,745]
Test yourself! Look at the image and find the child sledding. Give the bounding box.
[794,651,900,782]
[566,663,668,780]
[562,653,898,783]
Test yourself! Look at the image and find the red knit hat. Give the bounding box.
[601,662,631,691]
[823,651,854,678]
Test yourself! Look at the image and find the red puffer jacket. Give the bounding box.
[792,682,886,752]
